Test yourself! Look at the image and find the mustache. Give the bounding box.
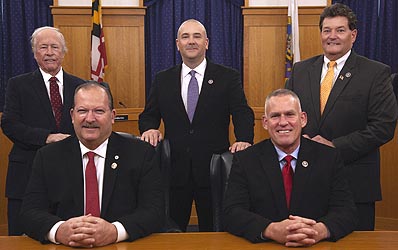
[82,123,100,128]
[185,45,198,49]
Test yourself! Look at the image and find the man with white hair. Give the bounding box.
[1,26,84,235]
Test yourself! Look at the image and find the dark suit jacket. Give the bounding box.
[286,51,398,202]
[20,132,164,243]
[223,138,357,243]
[139,60,254,187]
[1,69,84,199]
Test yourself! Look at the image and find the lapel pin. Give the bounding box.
[208,79,214,85]
[339,75,344,80]
[345,72,351,78]
[114,155,119,160]
[302,161,309,168]
[111,162,118,169]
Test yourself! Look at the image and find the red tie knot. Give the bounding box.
[86,151,96,160]
[50,76,58,83]
[284,155,294,164]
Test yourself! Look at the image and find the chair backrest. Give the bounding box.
[392,73,398,100]
[210,151,233,232]
[115,132,180,232]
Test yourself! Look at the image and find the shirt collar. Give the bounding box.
[79,139,109,159]
[323,50,351,70]
[40,67,64,86]
[182,58,207,78]
[274,144,300,162]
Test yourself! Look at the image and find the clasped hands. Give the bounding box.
[264,215,329,247]
[55,215,117,248]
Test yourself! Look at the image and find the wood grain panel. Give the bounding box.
[52,6,146,108]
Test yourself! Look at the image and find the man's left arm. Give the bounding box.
[116,146,165,241]
[333,65,398,162]
[227,69,254,149]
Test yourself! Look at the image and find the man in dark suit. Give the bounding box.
[20,81,164,247]
[286,3,398,230]
[139,19,254,231]
[1,26,84,235]
[223,89,356,247]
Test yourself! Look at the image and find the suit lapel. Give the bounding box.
[31,70,57,128]
[101,133,119,216]
[61,72,74,127]
[257,141,289,216]
[69,138,85,214]
[321,52,357,122]
[192,61,217,123]
[290,139,312,211]
[308,56,324,125]
[171,65,191,123]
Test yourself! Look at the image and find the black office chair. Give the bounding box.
[392,73,398,100]
[116,132,181,232]
[210,151,233,232]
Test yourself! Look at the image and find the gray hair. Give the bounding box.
[30,26,67,53]
[265,89,302,112]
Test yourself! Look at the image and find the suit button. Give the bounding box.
[189,129,194,134]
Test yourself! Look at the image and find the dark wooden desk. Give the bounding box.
[0,231,397,250]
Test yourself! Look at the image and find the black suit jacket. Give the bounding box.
[1,69,84,199]
[139,60,254,187]
[286,51,398,202]
[20,132,164,243]
[223,138,357,243]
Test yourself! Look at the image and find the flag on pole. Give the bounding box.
[285,0,300,82]
[91,0,107,82]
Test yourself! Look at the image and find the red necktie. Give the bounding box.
[282,155,294,209]
[85,152,100,217]
[49,77,63,129]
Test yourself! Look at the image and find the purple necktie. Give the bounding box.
[187,70,199,122]
[49,77,63,129]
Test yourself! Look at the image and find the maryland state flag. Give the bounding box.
[285,0,300,83]
[91,0,107,82]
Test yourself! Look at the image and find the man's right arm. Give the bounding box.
[138,75,162,139]
[1,77,55,149]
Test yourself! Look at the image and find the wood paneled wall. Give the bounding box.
[52,6,146,108]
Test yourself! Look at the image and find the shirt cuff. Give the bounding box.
[112,221,129,242]
[47,221,65,244]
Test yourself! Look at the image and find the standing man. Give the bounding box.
[21,82,164,247]
[1,26,84,235]
[139,19,254,231]
[286,3,398,230]
[223,89,356,246]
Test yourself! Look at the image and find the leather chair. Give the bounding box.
[210,151,233,232]
[116,132,181,232]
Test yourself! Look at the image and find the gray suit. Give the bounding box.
[286,51,398,229]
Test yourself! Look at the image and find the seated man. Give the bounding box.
[21,81,164,247]
[223,89,356,247]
